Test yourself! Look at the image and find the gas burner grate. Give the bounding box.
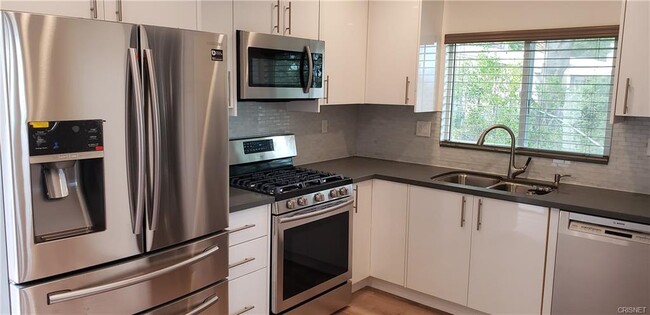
[230,167,347,196]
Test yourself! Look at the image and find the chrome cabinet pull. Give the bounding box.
[324,75,330,104]
[460,196,466,227]
[89,0,98,19]
[623,78,630,114]
[477,199,483,231]
[116,0,123,21]
[285,2,292,35]
[228,257,255,269]
[48,245,221,304]
[144,49,162,231]
[234,306,255,315]
[226,224,256,234]
[185,294,220,315]
[404,76,410,104]
[353,185,358,213]
[273,0,280,33]
[127,48,145,235]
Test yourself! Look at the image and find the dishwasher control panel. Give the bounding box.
[569,221,650,245]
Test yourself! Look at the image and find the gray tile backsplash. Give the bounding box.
[229,103,650,194]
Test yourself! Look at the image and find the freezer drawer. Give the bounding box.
[9,232,228,314]
[141,280,228,315]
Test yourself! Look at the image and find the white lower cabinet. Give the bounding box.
[229,267,269,315]
[227,205,270,315]
[406,186,472,306]
[351,181,372,284]
[370,180,408,286]
[467,197,549,314]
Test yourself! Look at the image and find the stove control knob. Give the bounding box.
[339,187,349,196]
[329,189,339,198]
[297,197,308,206]
[286,199,296,209]
[314,193,325,202]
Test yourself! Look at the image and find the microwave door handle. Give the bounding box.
[280,199,353,224]
[303,45,313,94]
[47,245,221,304]
[127,48,146,235]
[143,48,161,232]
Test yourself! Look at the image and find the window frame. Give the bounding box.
[440,26,619,164]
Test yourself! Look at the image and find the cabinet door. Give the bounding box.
[319,0,367,105]
[351,181,372,284]
[234,0,278,34]
[468,197,549,315]
[0,0,104,19]
[370,180,408,286]
[365,0,420,105]
[281,0,319,39]
[228,267,269,315]
[198,0,237,116]
[107,0,197,29]
[406,186,472,306]
[614,0,650,117]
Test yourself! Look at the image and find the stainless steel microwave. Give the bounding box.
[237,30,324,101]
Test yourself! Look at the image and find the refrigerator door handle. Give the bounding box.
[143,48,162,232]
[47,244,221,305]
[185,294,220,315]
[127,47,146,235]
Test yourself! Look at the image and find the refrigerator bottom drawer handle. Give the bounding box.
[185,294,220,315]
[47,245,221,305]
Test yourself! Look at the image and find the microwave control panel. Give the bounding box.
[28,120,104,156]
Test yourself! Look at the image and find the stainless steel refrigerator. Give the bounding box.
[0,11,229,313]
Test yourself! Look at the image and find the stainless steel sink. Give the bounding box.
[487,181,555,195]
[431,172,501,187]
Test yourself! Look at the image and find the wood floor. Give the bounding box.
[334,288,449,315]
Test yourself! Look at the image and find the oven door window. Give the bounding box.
[282,211,349,300]
[248,47,322,89]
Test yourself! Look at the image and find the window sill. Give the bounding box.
[439,141,609,165]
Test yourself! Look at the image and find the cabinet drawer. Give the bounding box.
[229,205,270,246]
[229,236,268,280]
[229,267,268,315]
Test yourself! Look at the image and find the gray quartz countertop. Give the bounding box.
[229,188,275,213]
[301,157,650,225]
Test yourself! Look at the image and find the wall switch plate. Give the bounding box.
[416,121,432,137]
[321,120,328,133]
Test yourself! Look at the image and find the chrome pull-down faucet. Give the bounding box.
[476,124,532,179]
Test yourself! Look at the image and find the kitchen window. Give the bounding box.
[440,26,619,162]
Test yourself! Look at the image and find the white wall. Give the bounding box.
[443,0,622,34]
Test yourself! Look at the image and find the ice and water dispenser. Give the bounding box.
[28,120,106,243]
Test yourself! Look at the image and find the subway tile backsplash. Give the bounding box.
[229,103,650,194]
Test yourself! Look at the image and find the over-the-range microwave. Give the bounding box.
[237,30,325,101]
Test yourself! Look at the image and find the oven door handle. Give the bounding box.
[280,199,353,224]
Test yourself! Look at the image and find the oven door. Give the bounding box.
[272,198,353,314]
[237,30,324,101]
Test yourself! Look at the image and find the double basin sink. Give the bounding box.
[431,171,555,196]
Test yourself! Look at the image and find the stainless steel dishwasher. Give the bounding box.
[552,211,650,315]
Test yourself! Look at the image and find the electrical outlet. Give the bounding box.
[321,120,328,133]
[416,121,432,137]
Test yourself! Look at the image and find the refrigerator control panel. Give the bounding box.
[28,120,104,156]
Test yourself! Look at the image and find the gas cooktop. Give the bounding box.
[230,166,351,198]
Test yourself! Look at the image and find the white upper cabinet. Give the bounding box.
[370,180,408,286]
[407,186,472,306]
[467,197,549,315]
[613,0,650,117]
[198,0,237,115]
[0,0,105,19]
[234,0,319,39]
[319,0,368,105]
[351,181,372,284]
[365,0,420,106]
[106,0,197,30]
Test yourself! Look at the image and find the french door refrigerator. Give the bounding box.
[0,11,229,314]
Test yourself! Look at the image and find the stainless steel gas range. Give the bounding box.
[229,135,353,314]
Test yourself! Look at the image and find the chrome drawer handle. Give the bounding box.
[229,257,255,269]
[185,294,219,315]
[227,224,256,234]
[234,305,255,315]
